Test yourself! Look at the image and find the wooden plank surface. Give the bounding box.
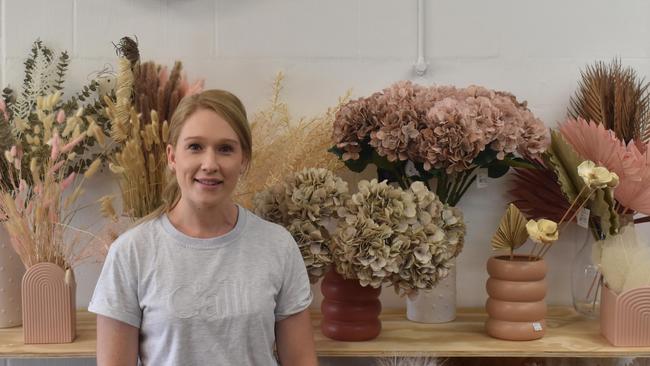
[1,307,650,358]
[312,307,650,358]
[0,311,96,358]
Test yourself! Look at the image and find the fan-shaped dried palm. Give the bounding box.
[560,118,650,216]
[491,203,529,257]
[569,59,650,150]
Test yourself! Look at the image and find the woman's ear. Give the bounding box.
[166,144,176,171]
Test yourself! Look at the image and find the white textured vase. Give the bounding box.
[0,224,25,328]
[406,258,457,323]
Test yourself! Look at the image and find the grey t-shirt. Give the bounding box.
[89,206,313,366]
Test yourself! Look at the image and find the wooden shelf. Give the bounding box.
[1,307,649,358]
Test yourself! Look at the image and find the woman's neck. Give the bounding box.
[167,200,239,239]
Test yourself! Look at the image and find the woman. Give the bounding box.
[89,90,318,366]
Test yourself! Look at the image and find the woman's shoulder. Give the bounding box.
[107,216,162,255]
[242,209,295,247]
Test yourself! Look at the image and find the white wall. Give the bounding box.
[1,0,650,364]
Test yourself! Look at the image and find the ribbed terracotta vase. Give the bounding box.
[0,225,25,328]
[22,263,76,344]
[485,255,547,341]
[601,284,650,346]
[320,269,382,341]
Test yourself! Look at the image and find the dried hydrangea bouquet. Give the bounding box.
[329,80,548,322]
[255,168,465,334]
[331,81,549,206]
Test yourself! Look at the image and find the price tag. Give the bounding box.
[476,168,488,189]
[532,322,543,332]
[577,208,590,229]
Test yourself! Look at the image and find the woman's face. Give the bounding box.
[167,108,247,212]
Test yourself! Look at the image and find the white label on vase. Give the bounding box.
[476,169,488,189]
[577,208,590,229]
[532,322,543,331]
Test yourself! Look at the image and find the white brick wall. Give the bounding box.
[1,0,650,364]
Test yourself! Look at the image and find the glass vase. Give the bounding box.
[571,230,601,318]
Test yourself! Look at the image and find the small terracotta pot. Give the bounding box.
[320,269,381,341]
[601,284,650,346]
[22,263,76,344]
[485,255,547,341]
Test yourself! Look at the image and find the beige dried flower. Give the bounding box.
[391,181,466,295]
[332,179,416,288]
[253,168,349,282]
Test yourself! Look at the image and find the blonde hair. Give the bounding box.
[140,89,252,223]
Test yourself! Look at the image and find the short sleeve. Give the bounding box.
[88,239,142,328]
[274,240,313,321]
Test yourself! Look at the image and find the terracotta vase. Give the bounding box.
[600,284,650,346]
[0,225,25,328]
[320,269,382,341]
[485,255,547,341]
[22,262,76,344]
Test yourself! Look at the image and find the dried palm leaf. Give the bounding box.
[544,130,619,235]
[491,203,529,254]
[509,163,571,222]
[569,59,650,149]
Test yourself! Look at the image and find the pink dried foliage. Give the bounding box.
[56,110,65,124]
[332,81,549,173]
[49,132,61,161]
[560,118,650,215]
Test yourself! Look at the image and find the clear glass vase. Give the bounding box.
[571,230,601,318]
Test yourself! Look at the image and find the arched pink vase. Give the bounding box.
[22,263,76,344]
[601,284,650,346]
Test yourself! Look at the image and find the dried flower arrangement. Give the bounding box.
[0,39,112,190]
[255,169,465,294]
[101,37,203,220]
[511,59,650,229]
[253,168,349,282]
[0,93,106,270]
[333,179,465,294]
[236,73,347,209]
[492,160,619,261]
[331,81,549,206]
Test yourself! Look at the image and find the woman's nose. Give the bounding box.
[201,152,219,172]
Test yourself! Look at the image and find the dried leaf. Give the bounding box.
[491,203,529,252]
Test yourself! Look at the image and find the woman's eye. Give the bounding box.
[188,143,201,151]
[219,145,234,153]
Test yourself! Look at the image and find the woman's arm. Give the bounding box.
[275,309,318,366]
[96,315,139,366]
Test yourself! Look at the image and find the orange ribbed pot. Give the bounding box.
[485,255,547,341]
[320,269,382,341]
[22,263,76,344]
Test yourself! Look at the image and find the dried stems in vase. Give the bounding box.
[0,94,105,269]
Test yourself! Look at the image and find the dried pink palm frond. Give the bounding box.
[559,118,650,215]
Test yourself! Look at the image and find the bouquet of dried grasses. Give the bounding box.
[1,40,112,190]
[235,73,347,209]
[102,37,203,220]
[0,95,106,269]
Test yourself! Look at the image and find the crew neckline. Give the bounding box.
[158,205,247,249]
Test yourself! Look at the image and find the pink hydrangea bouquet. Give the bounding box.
[331,81,549,206]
